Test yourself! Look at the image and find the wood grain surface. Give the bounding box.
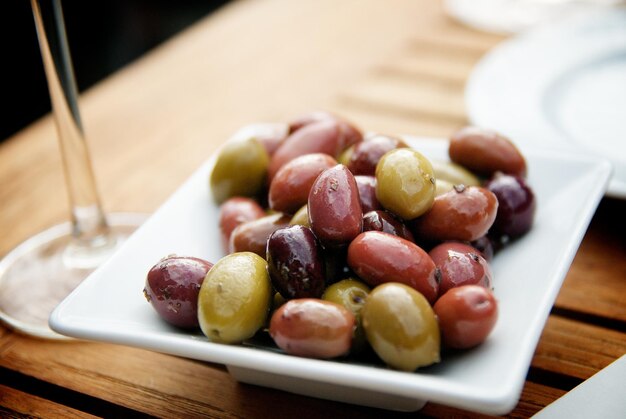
[1,0,624,417]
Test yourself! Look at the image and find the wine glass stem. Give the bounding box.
[31,0,109,248]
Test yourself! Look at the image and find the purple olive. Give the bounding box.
[362,210,415,242]
[470,235,495,262]
[485,172,536,241]
[267,225,326,299]
[143,255,213,328]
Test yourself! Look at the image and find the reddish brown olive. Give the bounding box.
[270,298,356,358]
[449,126,527,177]
[428,242,493,298]
[218,197,266,254]
[347,231,439,304]
[229,213,291,257]
[269,153,337,214]
[434,285,498,349]
[411,185,498,242]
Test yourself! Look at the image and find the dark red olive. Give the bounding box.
[267,225,326,299]
[485,172,536,241]
[362,210,414,242]
[347,134,406,176]
[354,175,382,213]
[323,245,352,285]
[308,165,363,246]
[287,111,336,134]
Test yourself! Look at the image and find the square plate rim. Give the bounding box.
[49,134,612,414]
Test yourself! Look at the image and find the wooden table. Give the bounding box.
[1,0,624,417]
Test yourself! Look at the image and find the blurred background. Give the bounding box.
[1,0,230,142]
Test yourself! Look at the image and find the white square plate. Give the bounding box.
[50,136,611,415]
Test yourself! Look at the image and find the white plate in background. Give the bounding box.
[466,9,626,198]
[50,136,611,415]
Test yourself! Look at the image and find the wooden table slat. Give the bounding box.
[532,316,626,380]
[0,384,97,419]
[1,314,623,417]
[553,200,626,323]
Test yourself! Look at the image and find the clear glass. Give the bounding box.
[0,0,145,339]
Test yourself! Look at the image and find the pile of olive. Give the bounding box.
[143,112,536,372]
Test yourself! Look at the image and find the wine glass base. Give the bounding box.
[0,212,147,340]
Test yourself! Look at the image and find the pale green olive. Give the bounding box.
[435,178,455,197]
[289,204,310,227]
[198,252,271,344]
[430,159,481,187]
[375,148,435,220]
[361,282,440,371]
[322,278,371,352]
[337,144,355,166]
[210,137,269,203]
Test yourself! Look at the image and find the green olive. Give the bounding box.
[361,282,440,371]
[289,204,310,227]
[198,252,272,344]
[430,159,481,187]
[210,137,269,203]
[322,278,370,352]
[375,148,435,219]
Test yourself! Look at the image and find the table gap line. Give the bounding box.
[550,307,626,334]
[525,366,584,392]
[0,367,152,418]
